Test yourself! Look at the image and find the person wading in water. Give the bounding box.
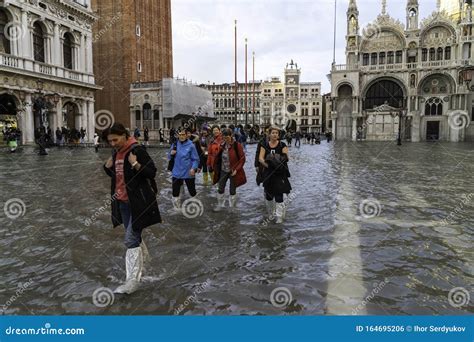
[103,123,161,294]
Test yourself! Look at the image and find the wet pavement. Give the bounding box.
[0,141,473,315]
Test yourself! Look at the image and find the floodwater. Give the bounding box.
[0,141,473,315]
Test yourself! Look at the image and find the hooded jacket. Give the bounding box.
[168,139,200,179]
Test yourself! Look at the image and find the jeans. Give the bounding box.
[119,201,142,248]
[218,171,236,195]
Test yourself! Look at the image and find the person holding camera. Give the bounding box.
[258,126,292,224]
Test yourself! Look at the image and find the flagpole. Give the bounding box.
[333,0,337,65]
[245,38,248,126]
[252,51,255,126]
[234,20,238,126]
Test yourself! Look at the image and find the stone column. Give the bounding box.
[21,9,31,58]
[80,101,88,135]
[87,100,95,143]
[411,111,421,142]
[86,34,93,74]
[53,23,60,65]
[79,34,86,72]
[23,94,34,144]
[130,107,135,131]
[55,98,63,131]
[351,116,357,141]
[159,108,164,130]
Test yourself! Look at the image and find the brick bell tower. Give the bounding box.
[91,0,173,128]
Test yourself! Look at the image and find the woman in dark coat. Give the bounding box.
[259,127,291,223]
[103,123,161,294]
[212,128,246,211]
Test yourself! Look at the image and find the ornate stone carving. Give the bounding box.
[420,10,455,29]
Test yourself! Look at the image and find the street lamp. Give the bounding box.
[397,100,407,146]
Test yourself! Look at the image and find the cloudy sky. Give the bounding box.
[172,0,437,93]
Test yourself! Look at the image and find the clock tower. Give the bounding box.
[284,60,301,131]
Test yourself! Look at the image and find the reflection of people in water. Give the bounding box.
[36,127,49,155]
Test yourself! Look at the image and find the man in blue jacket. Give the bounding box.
[168,127,200,212]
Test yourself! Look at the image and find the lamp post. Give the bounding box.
[397,100,407,146]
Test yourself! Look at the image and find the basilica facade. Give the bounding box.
[330,0,474,142]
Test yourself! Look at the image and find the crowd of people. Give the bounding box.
[102,122,295,294]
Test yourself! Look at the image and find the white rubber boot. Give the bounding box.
[275,202,285,224]
[170,197,181,215]
[114,246,143,294]
[229,194,237,209]
[265,200,276,221]
[214,193,226,212]
[141,239,150,274]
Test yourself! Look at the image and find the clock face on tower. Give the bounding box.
[287,104,296,113]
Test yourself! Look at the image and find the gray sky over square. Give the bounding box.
[172,0,437,93]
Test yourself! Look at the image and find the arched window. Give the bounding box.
[437,47,443,61]
[387,51,394,64]
[422,48,428,62]
[379,52,386,65]
[396,50,403,63]
[0,10,11,54]
[33,23,45,62]
[424,98,443,116]
[445,46,451,60]
[429,48,436,61]
[363,80,404,110]
[371,52,377,65]
[135,110,141,127]
[143,103,152,128]
[362,53,369,66]
[224,99,228,108]
[63,33,74,69]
